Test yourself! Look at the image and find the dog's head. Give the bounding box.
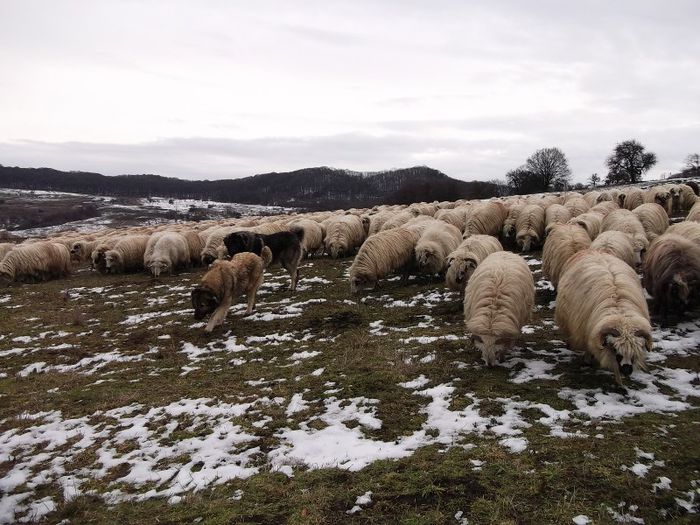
[191,286,219,320]
[224,231,262,257]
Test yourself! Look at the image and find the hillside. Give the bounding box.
[0,164,499,209]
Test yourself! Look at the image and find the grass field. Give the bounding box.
[0,253,698,524]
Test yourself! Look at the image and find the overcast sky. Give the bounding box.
[0,0,698,182]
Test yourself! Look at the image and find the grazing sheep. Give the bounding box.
[567,212,603,240]
[434,208,468,232]
[192,247,272,332]
[555,250,652,383]
[445,235,503,292]
[144,232,191,277]
[366,211,395,236]
[414,222,462,275]
[69,239,97,263]
[583,191,601,207]
[622,188,645,210]
[679,184,698,211]
[0,242,71,284]
[104,235,150,274]
[515,204,545,252]
[588,200,618,217]
[288,218,324,257]
[200,226,237,265]
[666,221,700,248]
[180,229,204,266]
[349,227,421,292]
[643,234,700,320]
[601,209,649,263]
[687,201,700,222]
[91,239,119,274]
[590,231,637,268]
[464,201,507,238]
[324,215,366,258]
[541,224,591,287]
[501,204,525,247]
[464,251,534,366]
[544,204,572,237]
[644,186,672,214]
[380,210,418,232]
[632,203,669,241]
[563,197,589,218]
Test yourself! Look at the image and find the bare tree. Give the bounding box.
[685,153,700,175]
[524,147,572,191]
[605,140,657,185]
[589,173,600,188]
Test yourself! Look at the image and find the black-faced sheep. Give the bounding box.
[555,250,652,383]
[445,235,503,292]
[643,233,700,320]
[463,251,534,366]
[541,224,591,287]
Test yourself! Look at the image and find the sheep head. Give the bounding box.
[149,258,170,277]
[600,326,651,381]
[517,233,536,253]
[416,244,442,274]
[472,333,511,367]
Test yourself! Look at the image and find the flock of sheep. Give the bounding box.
[1,181,700,385]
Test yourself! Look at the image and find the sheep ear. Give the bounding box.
[601,328,620,347]
[635,329,653,352]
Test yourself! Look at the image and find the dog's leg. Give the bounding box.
[205,295,233,332]
[246,275,264,314]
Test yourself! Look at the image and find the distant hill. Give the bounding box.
[0,164,500,210]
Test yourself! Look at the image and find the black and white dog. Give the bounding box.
[223,228,304,290]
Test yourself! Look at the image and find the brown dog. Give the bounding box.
[191,246,272,332]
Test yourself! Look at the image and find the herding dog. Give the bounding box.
[191,246,272,332]
[223,228,304,291]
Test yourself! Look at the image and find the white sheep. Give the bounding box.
[323,215,366,258]
[445,235,503,291]
[601,209,649,264]
[632,203,669,242]
[541,224,591,287]
[589,231,636,268]
[144,232,191,277]
[104,235,150,274]
[463,201,507,238]
[544,204,572,237]
[555,249,652,383]
[464,251,534,366]
[515,204,546,252]
[288,218,324,257]
[414,222,462,275]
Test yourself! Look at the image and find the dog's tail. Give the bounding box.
[260,246,273,268]
[290,225,305,243]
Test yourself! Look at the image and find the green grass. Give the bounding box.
[0,254,698,524]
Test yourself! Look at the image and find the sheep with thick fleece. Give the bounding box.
[0,242,71,283]
[200,226,238,265]
[445,235,503,291]
[288,218,324,257]
[563,197,589,218]
[144,232,191,277]
[414,222,462,275]
[555,250,652,383]
[501,204,525,246]
[544,204,572,237]
[622,188,645,210]
[514,204,545,252]
[583,191,601,207]
[588,201,618,217]
[434,208,467,232]
[104,235,150,274]
[464,201,507,238]
[178,229,204,266]
[464,251,534,366]
[69,239,97,263]
[632,203,669,241]
[0,243,15,261]
[324,214,366,258]
[380,210,419,232]
[541,224,591,287]
[91,238,120,274]
[366,211,395,236]
[349,227,421,292]
[643,233,700,319]
[666,221,700,248]
[590,231,636,268]
[678,184,698,212]
[601,209,649,263]
[687,201,700,222]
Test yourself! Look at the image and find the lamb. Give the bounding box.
[144,232,191,277]
[567,212,603,240]
[622,188,645,210]
[463,201,507,238]
[590,231,637,268]
[544,204,572,237]
[642,233,700,320]
[288,218,324,257]
[463,251,534,366]
[631,203,669,241]
[349,227,421,292]
[323,215,366,258]
[601,209,649,263]
[445,235,503,292]
[0,242,71,284]
[515,204,545,252]
[104,235,150,274]
[192,247,272,332]
[414,222,462,275]
[555,250,652,383]
[541,224,591,287]
[667,221,700,248]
